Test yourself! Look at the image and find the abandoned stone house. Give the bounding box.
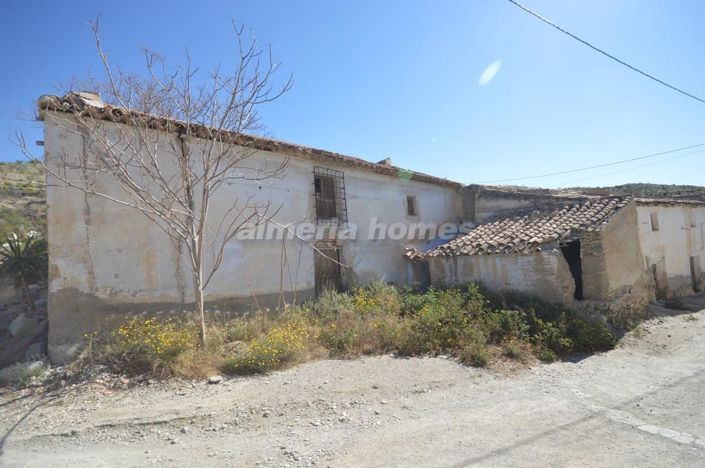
[416,192,705,308]
[420,197,646,305]
[39,93,461,361]
[38,93,705,361]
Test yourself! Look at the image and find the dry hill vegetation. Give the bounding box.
[574,183,705,200]
[0,160,46,237]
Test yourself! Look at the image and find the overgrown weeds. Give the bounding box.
[82,283,616,379]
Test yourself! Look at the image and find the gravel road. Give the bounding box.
[1,307,704,467]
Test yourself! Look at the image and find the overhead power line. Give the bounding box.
[478,142,705,184]
[556,148,705,187]
[506,0,705,105]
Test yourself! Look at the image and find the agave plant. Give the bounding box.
[0,231,47,312]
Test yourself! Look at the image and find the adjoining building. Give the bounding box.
[635,198,705,298]
[420,197,652,308]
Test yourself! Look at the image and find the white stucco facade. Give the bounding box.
[636,202,705,297]
[43,114,460,360]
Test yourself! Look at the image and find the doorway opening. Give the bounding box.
[314,246,342,296]
[410,260,430,291]
[560,240,584,300]
[691,256,701,292]
[651,260,669,300]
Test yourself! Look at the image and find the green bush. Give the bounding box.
[569,317,616,353]
[401,291,473,355]
[481,309,530,343]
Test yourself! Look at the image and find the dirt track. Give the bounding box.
[1,307,704,467]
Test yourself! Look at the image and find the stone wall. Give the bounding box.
[461,185,586,224]
[428,247,576,304]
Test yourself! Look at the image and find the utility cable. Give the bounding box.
[506,0,705,105]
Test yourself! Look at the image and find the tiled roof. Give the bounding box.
[424,196,632,257]
[37,93,461,188]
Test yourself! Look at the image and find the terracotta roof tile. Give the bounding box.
[37,93,461,188]
[423,196,632,257]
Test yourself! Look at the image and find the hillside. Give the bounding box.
[0,161,46,237]
[571,183,705,200]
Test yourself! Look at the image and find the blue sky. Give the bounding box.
[1,0,703,187]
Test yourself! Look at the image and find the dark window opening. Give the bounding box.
[406,195,418,216]
[314,246,342,296]
[650,212,659,231]
[313,166,347,223]
[561,240,584,300]
[691,256,701,292]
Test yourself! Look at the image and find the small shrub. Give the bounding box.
[17,363,49,387]
[222,319,311,374]
[569,317,616,353]
[319,316,361,355]
[318,311,406,356]
[531,318,573,356]
[401,292,471,355]
[97,317,196,376]
[481,309,530,343]
[351,283,400,316]
[537,348,558,363]
[503,340,532,363]
[313,289,355,318]
[224,312,275,343]
[456,333,490,367]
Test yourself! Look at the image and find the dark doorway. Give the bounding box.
[560,240,584,300]
[691,256,701,292]
[314,246,342,296]
[410,261,431,291]
[651,261,669,300]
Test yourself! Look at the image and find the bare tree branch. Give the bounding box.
[20,18,293,347]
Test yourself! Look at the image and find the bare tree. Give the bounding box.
[18,18,293,346]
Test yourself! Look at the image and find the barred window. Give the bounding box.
[313,166,347,223]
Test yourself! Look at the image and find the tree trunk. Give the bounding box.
[193,280,207,348]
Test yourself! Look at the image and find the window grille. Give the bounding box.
[313,166,347,224]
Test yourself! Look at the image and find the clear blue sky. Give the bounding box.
[1,0,703,187]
